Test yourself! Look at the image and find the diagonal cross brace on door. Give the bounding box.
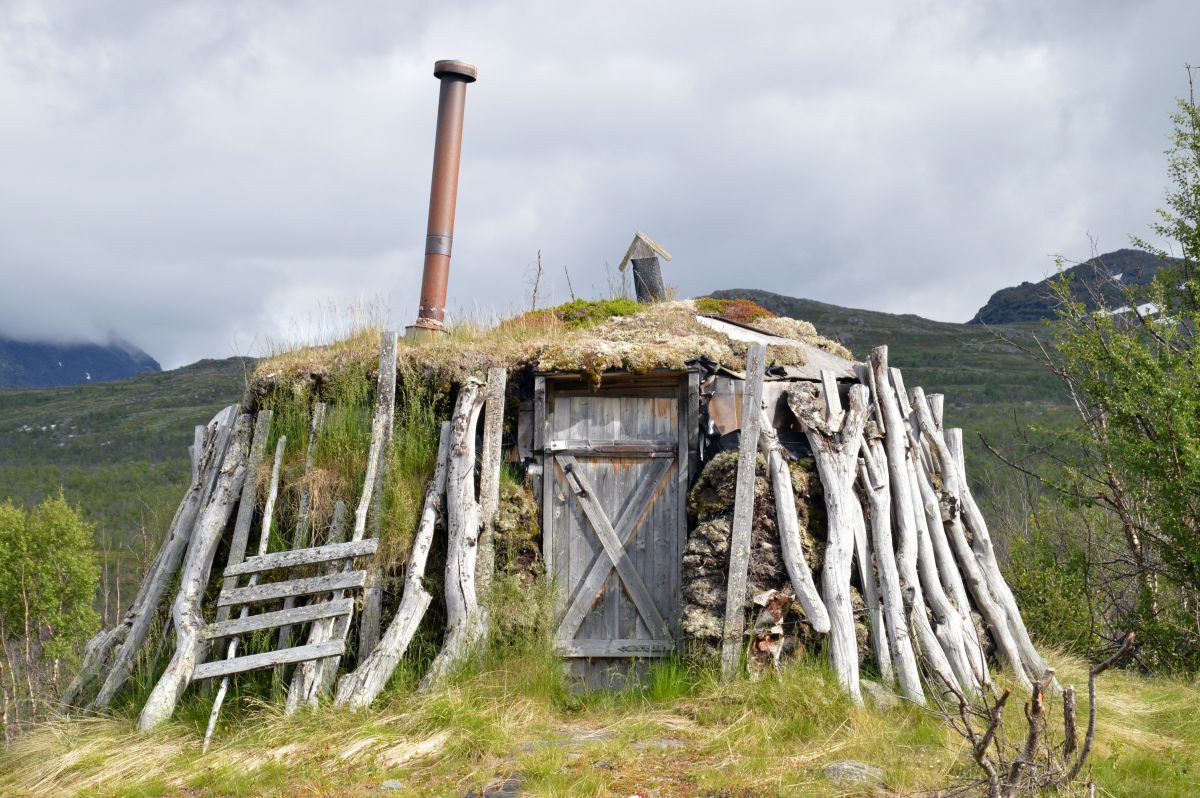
[552,456,677,644]
[551,455,673,643]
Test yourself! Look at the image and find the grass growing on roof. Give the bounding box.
[695,296,777,324]
[518,297,643,330]
[248,299,851,399]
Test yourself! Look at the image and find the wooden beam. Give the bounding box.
[202,599,354,640]
[720,342,767,678]
[223,539,379,576]
[217,571,367,608]
[557,639,674,657]
[193,641,344,682]
[545,439,677,454]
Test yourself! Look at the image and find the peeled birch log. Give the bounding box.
[756,406,830,633]
[852,500,892,682]
[946,428,1049,680]
[421,380,488,688]
[786,376,869,704]
[359,331,399,660]
[305,333,399,689]
[891,370,991,688]
[202,433,287,753]
[336,421,451,708]
[73,405,239,711]
[139,414,251,731]
[475,367,508,604]
[867,347,961,700]
[309,333,403,686]
[910,387,1034,692]
[857,432,926,702]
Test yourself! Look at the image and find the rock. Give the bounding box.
[466,775,523,797]
[380,779,406,792]
[860,679,900,710]
[823,760,884,787]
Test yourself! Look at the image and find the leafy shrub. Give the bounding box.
[0,492,99,735]
[519,298,644,331]
[1004,512,1095,654]
[694,297,777,324]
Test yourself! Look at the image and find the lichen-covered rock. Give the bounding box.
[681,450,825,660]
[495,477,542,582]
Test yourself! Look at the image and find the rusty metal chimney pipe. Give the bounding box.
[408,59,477,338]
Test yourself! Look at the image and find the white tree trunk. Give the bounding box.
[857,435,926,703]
[910,387,1034,692]
[890,375,991,689]
[139,415,252,731]
[756,407,830,633]
[475,367,508,605]
[786,376,869,704]
[336,421,451,708]
[359,333,399,660]
[421,380,488,688]
[868,347,963,700]
[946,427,1049,680]
[851,497,892,682]
[77,406,239,711]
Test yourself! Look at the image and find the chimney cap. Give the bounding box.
[618,230,672,272]
[434,60,478,82]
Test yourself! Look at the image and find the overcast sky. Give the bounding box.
[1,1,1196,368]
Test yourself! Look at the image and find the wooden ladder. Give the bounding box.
[193,538,378,682]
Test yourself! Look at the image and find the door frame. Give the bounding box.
[535,370,699,660]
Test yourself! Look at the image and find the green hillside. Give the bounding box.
[0,294,1073,576]
[0,357,251,609]
[711,288,1069,404]
[709,289,1074,501]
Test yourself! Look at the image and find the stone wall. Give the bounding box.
[680,450,831,659]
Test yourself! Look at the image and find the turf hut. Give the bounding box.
[62,297,1050,740]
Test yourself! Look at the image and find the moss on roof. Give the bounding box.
[246,299,854,404]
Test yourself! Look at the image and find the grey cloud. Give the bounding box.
[0,0,1196,367]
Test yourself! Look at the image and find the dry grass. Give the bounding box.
[246,299,851,401]
[4,646,1195,797]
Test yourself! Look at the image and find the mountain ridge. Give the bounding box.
[0,336,161,388]
[968,248,1182,324]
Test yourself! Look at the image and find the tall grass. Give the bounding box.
[375,371,447,570]
[5,647,1199,797]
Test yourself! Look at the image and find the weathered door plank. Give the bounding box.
[553,455,671,640]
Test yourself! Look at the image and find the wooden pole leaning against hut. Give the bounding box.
[336,421,451,708]
[293,332,400,708]
[786,375,870,704]
[359,331,400,661]
[63,405,240,711]
[140,414,253,731]
[720,343,767,678]
[909,386,1035,693]
[755,404,829,635]
[421,376,490,688]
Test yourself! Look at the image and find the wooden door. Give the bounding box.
[540,377,693,663]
